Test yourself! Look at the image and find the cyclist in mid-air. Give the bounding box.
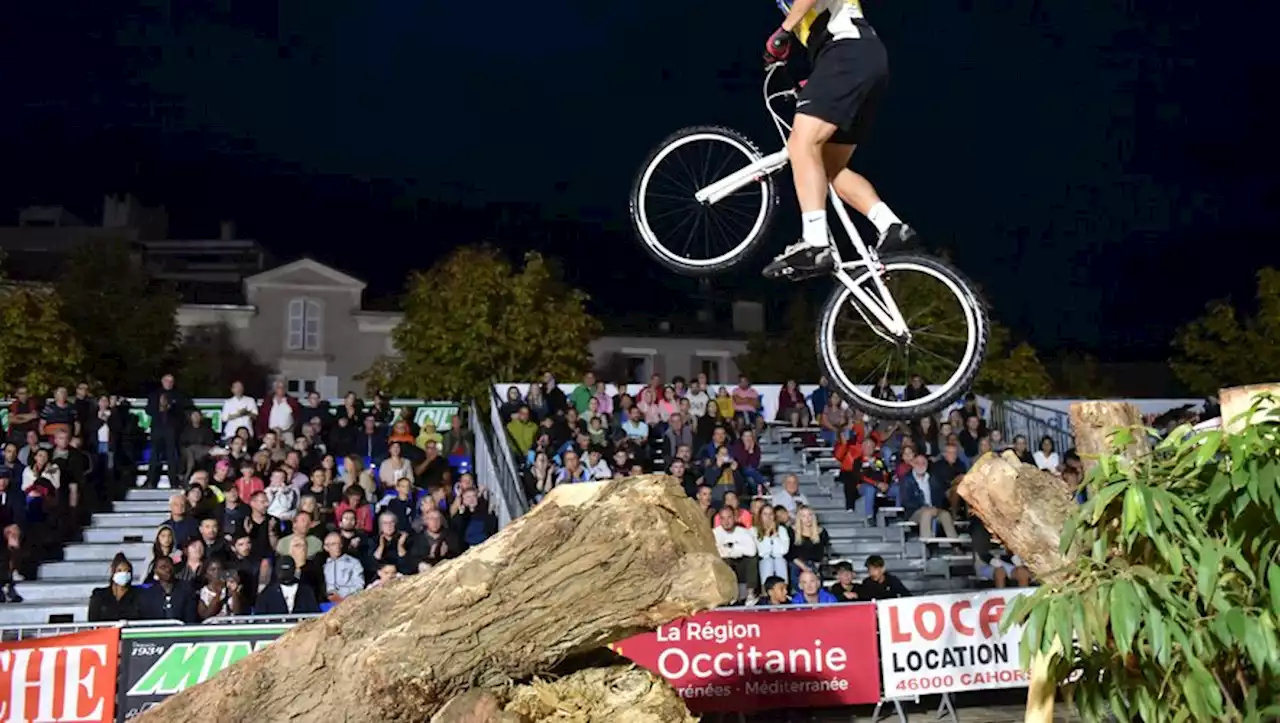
[761,0,916,281]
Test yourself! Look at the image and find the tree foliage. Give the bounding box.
[361,247,601,402]
[0,284,86,393]
[175,324,276,398]
[1006,403,1280,723]
[1171,268,1280,396]
[736,293,821,382]
[1054,352,1110,398]
[975,321,1054,398]
[56,240,180,394]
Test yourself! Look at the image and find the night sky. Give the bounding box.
[3,1,1277,361]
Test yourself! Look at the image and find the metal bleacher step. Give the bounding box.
[82,527,160,544]
[112,500,172,513]
[0,599,92,626]
[62,542,153,562]
[125,488,177,502]
[11,579,101,604]
[40,559,156,580]
[90,511,169,528]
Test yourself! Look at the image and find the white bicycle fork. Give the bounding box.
[693,147,911,342]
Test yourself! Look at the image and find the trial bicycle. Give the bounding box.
[629,63,989,420]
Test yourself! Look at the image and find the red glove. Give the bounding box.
[764,27,794,63]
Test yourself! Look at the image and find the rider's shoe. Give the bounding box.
[762,240,834,281]
[876,222,920,250]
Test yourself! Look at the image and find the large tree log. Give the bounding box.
[955,450,1076,581]
[138,476,737,723]
[431,665,697,723]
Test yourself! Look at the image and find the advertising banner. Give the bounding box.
[612,605,881,713]
[116,624,291,721]
[0,627,120,723]
[0,399,459,438]
[877,589,1031,698]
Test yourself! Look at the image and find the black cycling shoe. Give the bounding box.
[876,222,920,250]
[762,241,834,281]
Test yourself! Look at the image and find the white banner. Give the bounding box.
[877,589,1031,699]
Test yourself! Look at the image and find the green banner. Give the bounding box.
[117,624,293,720]
[0,399,459,437]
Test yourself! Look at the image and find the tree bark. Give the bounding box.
[429,665,698,723]
[1068,401,1149,473]
[137,475,737,723]
[1219,383,1280,434]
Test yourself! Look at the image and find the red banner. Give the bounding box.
[611,604,881,712]
[0,627,120,723]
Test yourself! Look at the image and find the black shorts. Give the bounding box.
[796,30,889,146]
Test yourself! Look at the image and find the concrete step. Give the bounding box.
[10,580,100,603]
[825,539,921,556]
[0,600,89,626]
[112,500,171,513]
[83,527,158,544]
[40,559,153,580]
[91,511,168,528]
[62,542,153,562]
[125,488,176,502]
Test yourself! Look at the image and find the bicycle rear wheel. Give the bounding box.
[816,254,989,420]
[630,125,777,275]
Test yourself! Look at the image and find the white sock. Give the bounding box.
[801,210,829,247]
[867,202,902,234]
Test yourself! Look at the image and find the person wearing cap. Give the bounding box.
[255,556,320,615]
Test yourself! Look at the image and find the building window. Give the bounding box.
[287,379,317,395]
[700,358,722,384]
[626,356,649,384]
[287,298,322,351]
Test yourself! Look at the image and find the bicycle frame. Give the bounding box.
[691,64,910,340]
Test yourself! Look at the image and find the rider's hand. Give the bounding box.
[764,27,793,63]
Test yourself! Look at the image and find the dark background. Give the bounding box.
[2,1,1277,360]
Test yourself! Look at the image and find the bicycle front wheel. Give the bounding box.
[630,125,777,275]
[817,254,989,420]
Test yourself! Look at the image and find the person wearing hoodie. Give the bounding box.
[506,406,538,455]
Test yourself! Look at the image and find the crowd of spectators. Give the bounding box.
[502,372,1062,606]
[0,373,490,621]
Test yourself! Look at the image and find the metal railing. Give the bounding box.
[202,614,319,625]
[483,389,531,524]
[0,618,183,642]
[473,400,526,527]
[989,397,1075,454]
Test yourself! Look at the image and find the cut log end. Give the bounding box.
[1068,401,1149,468]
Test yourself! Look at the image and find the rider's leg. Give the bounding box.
[823,141,914,247]
[789,113,839,248]
[760,113,839,280]
[831,168,909,243]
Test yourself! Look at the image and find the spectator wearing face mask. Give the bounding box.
[88,553,142,621]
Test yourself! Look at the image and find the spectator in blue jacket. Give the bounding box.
[898,453,960,539]
[790,570,838,604]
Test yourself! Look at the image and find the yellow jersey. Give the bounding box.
[777,0,866,48]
